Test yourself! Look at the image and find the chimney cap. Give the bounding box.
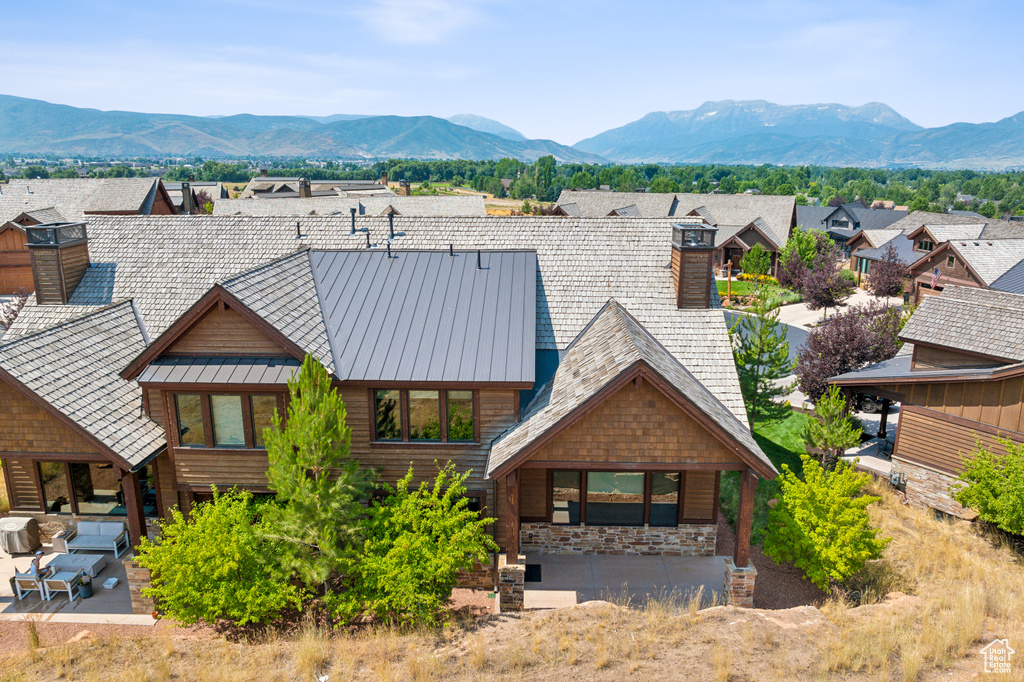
[25,222,88,247]
[671,222,717,249]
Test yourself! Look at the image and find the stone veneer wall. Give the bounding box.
[892,458,970,518]
[723,557,756,608]
[456,554,495,590]
[497,554,524,612]
[520,522,717,556]
[123,556,156,616]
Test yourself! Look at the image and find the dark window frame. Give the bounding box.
[170,390,286,451]
[34,460,161,518]
[545,469,719,526]
[919,239,935,252]
[946,255,956,268]
[370,388,478,444]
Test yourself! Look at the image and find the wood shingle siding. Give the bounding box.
[167,306,287,356]
[0,382,101,455]
[528,380,742,467]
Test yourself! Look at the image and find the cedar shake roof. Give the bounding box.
[899,286,1024,362]
[857,229,905,249]
[555,190,795,248]
[946,239,1024,285]
[22,207,68,225]
[487,300,776,478]
[0,178,163,223]
[882,210,1024,240]
[919,224,986,242]
[214,195,486,217]
[0,302,165,469]
[6,215,748,423]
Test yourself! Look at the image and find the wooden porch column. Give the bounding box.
[121,470,147,549]
[877,399,890,440]
[734,469,759,568]
[505,469,520,559]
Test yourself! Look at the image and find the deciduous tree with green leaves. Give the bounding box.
[730,292,794,424]
[262,355,373,598]
[135,489,302,626]
[953,438,1024,534]
[340,464,498,626]
[805,385,863,471]
[763,454,889,592]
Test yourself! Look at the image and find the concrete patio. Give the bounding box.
[522,553,725,609]
[0,545,154,625]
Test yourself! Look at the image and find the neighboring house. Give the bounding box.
[908,239,1024,301]
[0,178,177,294]
[163,181,226,214]
[213,195,487,217]
[555,190,796,275]
[821,203,908,232]
[0,215,776,607]
[830,286,1024,517]
[239,177,394,199]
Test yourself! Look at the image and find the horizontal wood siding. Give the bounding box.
[913,345,1007,370]
[30,249,64,304]
[173,450,271,487]
[682,471,717,520]
[147,389,166,429]
[3,458,41,510]
[59,243,90,300]
[895,377,1024,434]
[0,382,101,456]
[678,250,712,308]
[520,469,546,519]
[895,408,1024,475]
[530,380,742,466]
[167,306,286,356]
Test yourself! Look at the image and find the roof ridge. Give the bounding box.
[0,300,137,350]
[218,248,311,286]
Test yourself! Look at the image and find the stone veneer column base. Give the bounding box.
[123,556,156,616]
[455,553,496,590]
[520,522,716,556]
[497,553,525,612]
[723,557,756,608]
[893,458,971,518]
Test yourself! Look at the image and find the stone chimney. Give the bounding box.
[26,223,91,305]
[298,178,312,198]
[380,171,388,186]
[399,180,412,197]
[670,222,717,309]
[259,168,268,177]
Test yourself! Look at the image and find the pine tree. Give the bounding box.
[262,355,373,593]
[730,291,795,424]
[805,385,863,470]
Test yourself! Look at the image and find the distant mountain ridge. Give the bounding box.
[0,95,599,163]
[446,114,526,141]
[574,100,1024,170]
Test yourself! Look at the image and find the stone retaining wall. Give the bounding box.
[520,522,716,556]
[723,557,756,608]
[456,555,495,590]
[497,553,524,612]
[892,458,970,518]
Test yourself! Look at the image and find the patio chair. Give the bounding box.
[12,573,46,601]
[42,570,84,603]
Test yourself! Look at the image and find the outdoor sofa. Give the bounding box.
[65,521,130,558]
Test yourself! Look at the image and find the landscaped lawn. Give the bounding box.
[720,408,808,543]
[716,280,802,306]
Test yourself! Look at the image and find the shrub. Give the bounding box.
[763,454,889,592]
[953,438,1024,534]
[737,273,778,285]
[740,243,772,276]
[340,464,498,626]
[805,386,863,470]
[135,489,302,626]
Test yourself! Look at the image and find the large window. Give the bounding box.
[172,392,284,450]
[919,239,935,252]
[37,461,158,517]
[372,389,476,443]
[408,390,441,441]
[586,472,645,526]
[548,470,715,526]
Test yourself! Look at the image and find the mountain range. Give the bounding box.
[574,100,1024,169]
[0,95,592,163]
[3,95,1024,169]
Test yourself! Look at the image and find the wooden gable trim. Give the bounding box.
[830,362,1024,388]
[488,361,776,481]
[737,221,780,252]
[718,234,750,252]
[0,366,130,471]
[905,224,939,244]
[121,286,309,381]
[910,340,1017,366]
[154,181,179,215]
[908,242,987,288]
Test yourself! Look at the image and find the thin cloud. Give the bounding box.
[352,0,485,45]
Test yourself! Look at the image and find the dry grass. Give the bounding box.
[4,482,1023,680]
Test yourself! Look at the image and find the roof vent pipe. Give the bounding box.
[350,207,356,235]
[388,213,394,240]
[477,249,482,270]
[296,221,301,239]
[386,242,392,259]
[366,231,371,249]
[449,244,454,257]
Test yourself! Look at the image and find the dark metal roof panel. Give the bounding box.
[309,249,537,384]
[138,357,299,384]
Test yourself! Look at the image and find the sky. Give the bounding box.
[1,0,1022,145]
